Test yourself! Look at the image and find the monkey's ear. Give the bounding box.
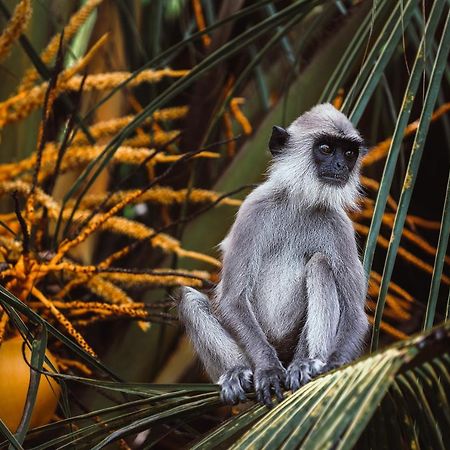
[359,143,369,156]
[269,126,289,156]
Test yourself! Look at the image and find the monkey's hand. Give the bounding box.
[253,364,286,407]
[218,366,253,405]
[286,358,325,391]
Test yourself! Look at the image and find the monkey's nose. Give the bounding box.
[335,160,345,170]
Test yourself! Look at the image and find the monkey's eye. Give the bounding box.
[319,144,333,155]
[344,149,357,159]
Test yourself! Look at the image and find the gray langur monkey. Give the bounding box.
[177,103,369,407]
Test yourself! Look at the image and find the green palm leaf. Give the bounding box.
[5,321,447,449]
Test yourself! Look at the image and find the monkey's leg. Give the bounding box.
[324,299,368,371]
[177,287,253,404]
[286,253,340,390]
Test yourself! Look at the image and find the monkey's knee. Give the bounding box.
[306,252,331,273]
[177,287,210,322]
[305,252,337,294]
[177,286,209,307]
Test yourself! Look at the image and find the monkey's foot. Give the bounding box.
[218,366,253,405]
[286,358,325,391]
[253,365,286,408]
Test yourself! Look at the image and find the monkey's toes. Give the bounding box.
[218,367,253,405]
[254,366,286,408]
[286,358,325,391]
[220,383,246,405]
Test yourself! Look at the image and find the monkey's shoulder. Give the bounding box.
[226,187,280,234]
[224,184,357,255]
[233,187,352,232]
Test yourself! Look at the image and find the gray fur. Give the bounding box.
[177,287,249,381]
[304,253,340,361]
[176,103,369,406]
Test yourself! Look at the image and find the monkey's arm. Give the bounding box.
[217,274,285,406]
[215,209,285,406]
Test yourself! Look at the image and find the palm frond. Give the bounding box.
[7,320,447,449]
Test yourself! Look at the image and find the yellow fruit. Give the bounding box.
[0,336,60,431]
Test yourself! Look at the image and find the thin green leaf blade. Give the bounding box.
[371,6,450,351]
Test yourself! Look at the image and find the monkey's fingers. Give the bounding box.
[254,375,271,407]
[256,384,274,408]
[272,377,284,403]
[285,366,302,391]
[255,378,284,407]
[254,365,286,407]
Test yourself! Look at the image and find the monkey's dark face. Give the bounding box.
[312,135,361,186]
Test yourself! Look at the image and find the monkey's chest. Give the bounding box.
[252,251,307,347]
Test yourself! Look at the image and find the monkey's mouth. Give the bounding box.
[320,173,348,186]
